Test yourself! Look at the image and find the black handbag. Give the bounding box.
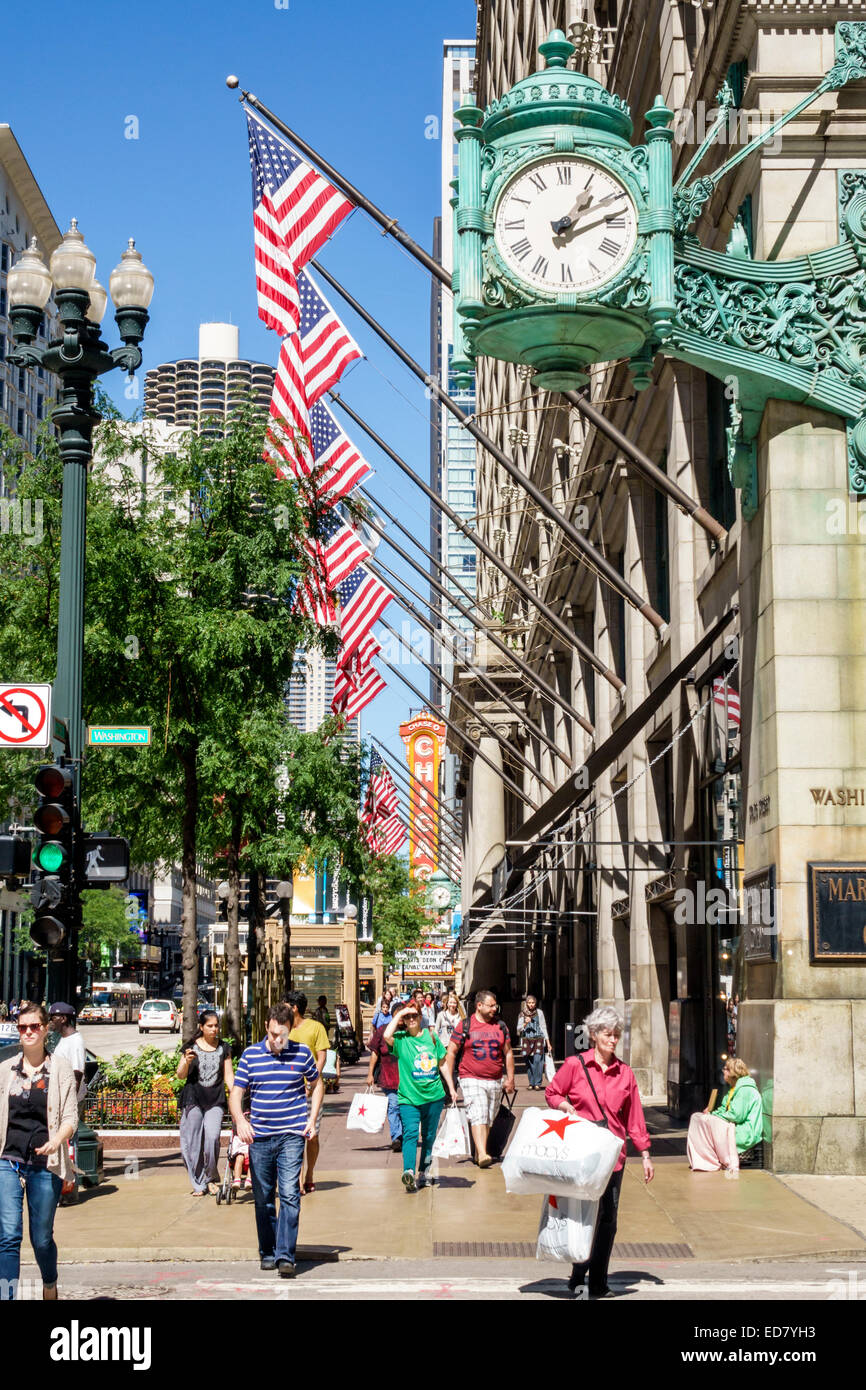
[578,1054,610,1129]
[487,1090,517,1159]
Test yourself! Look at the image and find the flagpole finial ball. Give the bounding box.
[226,75,239,89]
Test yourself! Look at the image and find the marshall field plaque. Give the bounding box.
[808,863,866,962]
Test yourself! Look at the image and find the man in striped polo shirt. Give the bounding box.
[230,1002,324,1277]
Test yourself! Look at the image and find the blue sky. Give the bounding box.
[6,0,476,795]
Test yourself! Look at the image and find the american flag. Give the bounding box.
[294,568,337,628]
[265,270,362,471]
[332,660,386,722]
[336,564,392,661]
[364,748,399,818]
[307,401,372,504]
[370,810,407,857]
[304,508,371,590]
[332,633,382,715]
[247,110,354,338]
[712,677,741,729]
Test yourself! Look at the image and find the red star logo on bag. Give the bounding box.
[539,1115,579,1140]
[357,1104,366,1117]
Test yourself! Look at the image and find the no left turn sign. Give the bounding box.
[0,684,52,748]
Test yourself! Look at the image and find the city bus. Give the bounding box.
[81,981,147,1024]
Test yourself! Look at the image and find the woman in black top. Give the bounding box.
[0,1000,78,1299]
[176,1011,234,1196]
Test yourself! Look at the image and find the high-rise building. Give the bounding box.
[144,323,274,435]
[430,40,476,873]
[0,126,60,458]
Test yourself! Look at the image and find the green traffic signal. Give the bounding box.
[36,841,66,873]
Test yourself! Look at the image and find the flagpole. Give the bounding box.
[378,616,556,796]
[335,395,619,693]
[337,393,621,689]
[389,784,463,863]
[360,488,495,626]
[370,552,572,770]
[562,389,727,543]
[235,85,727,543]
[360,506,596,737]
[230,83,451,290]
[376,657,538,811]
[314,262,664,635]
[380,768,464,858]
[371,740,464,840]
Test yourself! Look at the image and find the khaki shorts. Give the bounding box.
[460,1077,501,1127]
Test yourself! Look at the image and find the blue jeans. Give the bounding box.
[0,1159,63,1297]
[248,1133,306,1264]
[398,1099,445,1175]
[383,1089,402,1141]
[527,1049,545,1087]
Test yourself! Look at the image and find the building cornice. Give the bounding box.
[0,126,61,255]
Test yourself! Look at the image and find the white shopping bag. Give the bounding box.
[432,1103,471,1159]
[536,1193,599,1263]
[501,1108,623,1199]
[346,1088,388,1134]
[544,1052,556,1083]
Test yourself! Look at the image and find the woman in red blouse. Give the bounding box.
[545,1006,654,1299]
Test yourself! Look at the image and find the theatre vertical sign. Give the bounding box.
[400,713,446,882]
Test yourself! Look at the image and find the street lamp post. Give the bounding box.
[7,224,154,1001]
[274,880,294,992]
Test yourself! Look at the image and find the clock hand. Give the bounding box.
[553,196,629,244]
[550,189,593,235]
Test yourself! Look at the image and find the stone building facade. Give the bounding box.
[453,0,866,1171]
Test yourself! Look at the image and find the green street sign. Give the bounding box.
[87,726,151,747]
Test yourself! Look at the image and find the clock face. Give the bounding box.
[494,157,638,294]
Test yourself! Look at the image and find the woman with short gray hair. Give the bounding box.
[545,1006,653,1299]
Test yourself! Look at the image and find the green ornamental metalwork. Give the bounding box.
[455,23,866,514]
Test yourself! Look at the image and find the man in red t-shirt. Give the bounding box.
[441,989,514,1167]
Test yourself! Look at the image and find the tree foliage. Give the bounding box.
[362,853,430,967]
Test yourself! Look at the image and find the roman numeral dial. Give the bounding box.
[493,157,638,294]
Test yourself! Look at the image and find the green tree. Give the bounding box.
[362,854,429,968]
[79,888,140,968]
[0,406,351,1031]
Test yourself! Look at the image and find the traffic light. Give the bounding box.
[31,763,75,949]
[0,835,31,882]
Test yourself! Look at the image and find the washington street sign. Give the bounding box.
[87,726,151,747]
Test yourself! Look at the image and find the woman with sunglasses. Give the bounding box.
[384,999,457,1193]
[0,1001,78,1299]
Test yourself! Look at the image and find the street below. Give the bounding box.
[79,1022,179,1064]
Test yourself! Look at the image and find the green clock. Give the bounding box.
[494,156,639,296]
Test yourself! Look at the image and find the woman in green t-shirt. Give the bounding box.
[384,1001,458,1193]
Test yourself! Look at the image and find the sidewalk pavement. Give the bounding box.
[55,1062,866,1265]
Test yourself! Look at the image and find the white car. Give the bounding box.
[138,999,180,1034]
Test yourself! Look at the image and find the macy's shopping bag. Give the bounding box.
[536,1193,599,1264]
[501,1108,623,1200]
[432,1102,471,1159]
[346,1088,388,1134]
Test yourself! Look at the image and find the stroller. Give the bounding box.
[334,1003,360,1066]
[216,1111,252,1206]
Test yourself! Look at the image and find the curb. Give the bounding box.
[60,1245,344,1264]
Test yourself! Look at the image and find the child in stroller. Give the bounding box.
[229,1104,253,1192]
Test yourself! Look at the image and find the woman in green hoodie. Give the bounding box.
[687,1058,763,1171]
